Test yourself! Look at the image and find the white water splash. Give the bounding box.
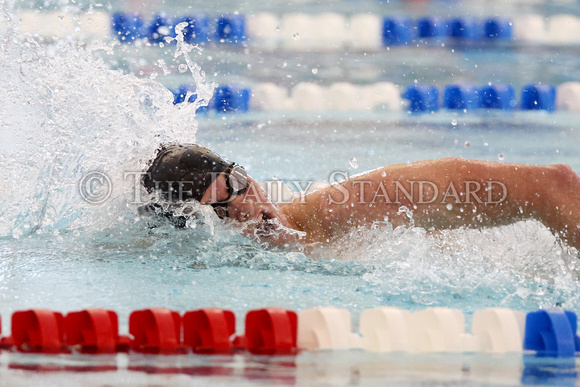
[0,13,214,238]
[323,218,580,311]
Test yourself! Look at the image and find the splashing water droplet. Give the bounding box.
[381,171,387,178]
[498,154,505,161]
[312,68,318,75]
[293,33,300,40]
[446,203,453,211]
[464,141,470,147]
[451,119,457,126]
[349,157,359,169]
[178,64,188,73]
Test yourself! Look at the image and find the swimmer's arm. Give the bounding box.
[285,158,580,249]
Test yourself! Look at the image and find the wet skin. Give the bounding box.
[201,158,580,250]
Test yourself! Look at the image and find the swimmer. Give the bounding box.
[142,144,580,250]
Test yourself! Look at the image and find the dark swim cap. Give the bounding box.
[143,144,232,202]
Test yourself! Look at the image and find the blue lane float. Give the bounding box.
[523,309,580,357]
[111,12,518,46]
[147,14,174,44]
[444,85,480,110]
[521,84,556,111]
[480,84,516,110]
[382,17,412,46]
[417,17,447,38]
[216,15,247,44]
[172,85,209,114]
[112,13,144,42]
[170,82,562,114]
[484,18,512,40]
[403,84,439,113]
[177,15,210,44]
[214,85,250,113]
[448,17,482,41]
[173,84,197,104]
[111,13,246,45]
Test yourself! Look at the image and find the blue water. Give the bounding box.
[2,0,580,385]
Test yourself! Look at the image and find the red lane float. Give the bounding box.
[129,308,182,354]
[64,309,122,354]
[10,309,66,353]
[243,308,298,355]
[183,308,236,354]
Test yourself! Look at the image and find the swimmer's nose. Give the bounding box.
[228,194,255,222]
[227,180,270,222]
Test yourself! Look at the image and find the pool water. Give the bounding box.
[2,0,580,385]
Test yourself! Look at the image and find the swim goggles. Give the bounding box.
[211,163,249,218]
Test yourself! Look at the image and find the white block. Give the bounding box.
[250,82,288,111]
[557,82,580,110]
[326,83,365,112]
[312,13,346,50]
[247,13,280,49]
[18,11,43,36]
[298,307,361,350]
[460,333,480,353]
[410,307,467,352]
[291,82,327,111]
[512,15,545,42]
[78,11,111,39]
[43,11,76,40]
[348,14,382,50]
[472,308,526,353]
[362,82,401,111]
[360,307,412,352]
[547,14,580,44]
[281,13,314,50]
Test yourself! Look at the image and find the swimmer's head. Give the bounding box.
[143,144,292,241]
[143,144,234,202]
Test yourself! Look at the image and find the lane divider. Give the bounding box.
[171,82,580,114]
[1,307,579,356]
[11,11,580,47]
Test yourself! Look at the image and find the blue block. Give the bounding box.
[448,17,482,41]
[112,13,144,42]
[444,85,480,110]
[216,15,246,44]
[382,17,412,46]
[177,15,210,44]
[417,17,447,38]
[523,309,580,357]
[173,85,196,104]
[147,15,174,44]
[173,85,209,114]
[214,85,250,113]
[521,84,556,111]
[403,84,439,113]
[485,18,512,40]
[480,84,516,110]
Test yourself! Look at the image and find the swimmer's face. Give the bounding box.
[199,170,282,225]
[199,166,300,247]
